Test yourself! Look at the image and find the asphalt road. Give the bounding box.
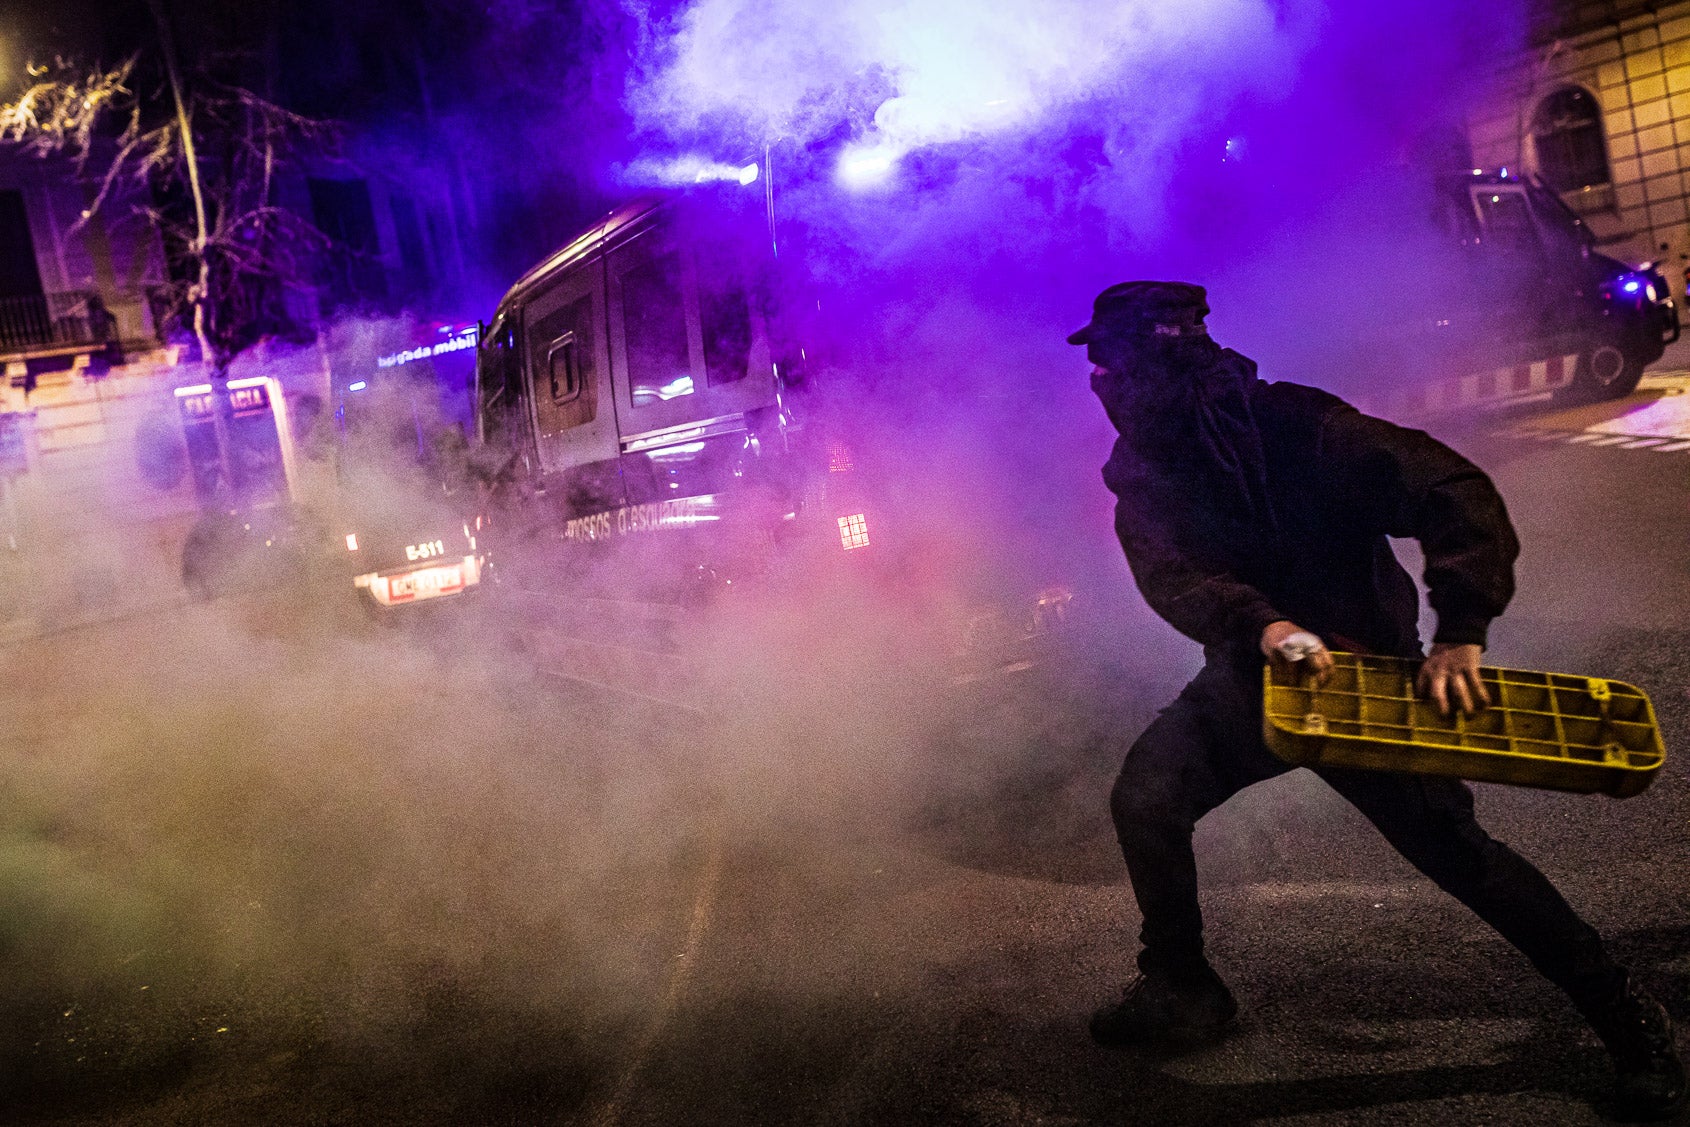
[3,377,1689,1126]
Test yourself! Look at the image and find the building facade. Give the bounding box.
[0,150,166,365]
[0,133,466,639]
[1470,0,1690,289]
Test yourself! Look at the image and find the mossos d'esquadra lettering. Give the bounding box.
[564,498,704,541]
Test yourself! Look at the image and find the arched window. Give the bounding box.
[1531,86,1610,192]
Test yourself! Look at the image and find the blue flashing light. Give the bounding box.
[348,381,367,392]
[1623,279,1642,294]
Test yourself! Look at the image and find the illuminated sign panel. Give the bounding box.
[171,378,289,504]
[175,380,272,420]
[376,326,478,370]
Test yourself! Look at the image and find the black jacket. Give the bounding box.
[1103,365,1518,664]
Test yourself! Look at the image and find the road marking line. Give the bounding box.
[1654,440,1690,452]
[590,821,725,1127]
[1565,433,1605,443]
[1622,437,1669,448]
[535,668,708,714]
[1586,435,1635,446]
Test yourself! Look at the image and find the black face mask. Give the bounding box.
[1089,339,1198,439]
[1095,342,1283,543]
[1086,336,1140,376]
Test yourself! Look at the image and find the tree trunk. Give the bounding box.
[147,0,236,504]
[147,0,215,371]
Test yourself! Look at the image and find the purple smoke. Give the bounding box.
[608,0,1527,362]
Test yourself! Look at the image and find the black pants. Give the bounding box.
[1111,657,1625,1013]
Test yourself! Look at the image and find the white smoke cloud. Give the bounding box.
[625,0,1324,220]
[629,0,1321,147]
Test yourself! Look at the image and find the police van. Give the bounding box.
[1378,170,1678,419]
[329,321,487,611]
[469,190,1074,704]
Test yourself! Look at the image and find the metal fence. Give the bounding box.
[0,291,118,353]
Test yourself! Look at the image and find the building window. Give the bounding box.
[388,192,433,296]
[1531,86,1610,192]
[308,177,388,311]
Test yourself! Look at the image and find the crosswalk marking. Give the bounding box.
[1493,429,1690,453]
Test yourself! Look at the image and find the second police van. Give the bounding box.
[466,188,1077,705]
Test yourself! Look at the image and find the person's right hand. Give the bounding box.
[1416,642,1490,717]
[1260,620,1334,687]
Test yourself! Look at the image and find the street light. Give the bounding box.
[836,142,901,190]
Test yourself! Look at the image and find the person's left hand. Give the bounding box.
[1417,642,1490,716]
[1261,620,1334,687]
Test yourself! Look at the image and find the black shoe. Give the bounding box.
[1089,969,1238,1050]
[1588,979,1686,1121]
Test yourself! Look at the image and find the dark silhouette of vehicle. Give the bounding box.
[1380,170,1677,417]
[467,189,1075,705]
[330,324,487,611]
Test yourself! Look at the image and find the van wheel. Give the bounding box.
[1557,342,1645,404]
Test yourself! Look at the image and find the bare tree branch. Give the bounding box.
[0,33,342,373]
[0,57,136,155]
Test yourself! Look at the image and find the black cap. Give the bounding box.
[1066,281,1210,345]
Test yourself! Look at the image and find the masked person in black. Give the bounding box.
[1073,281,1684,1120]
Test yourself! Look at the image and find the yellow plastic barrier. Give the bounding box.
[1263,652,1666,797]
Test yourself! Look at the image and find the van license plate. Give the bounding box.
[390,564,464,601]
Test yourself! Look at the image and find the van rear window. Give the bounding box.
[1476,191,1537,252]
[477,320,523,449]
[696,239,753,386]
[623,254,695,406]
